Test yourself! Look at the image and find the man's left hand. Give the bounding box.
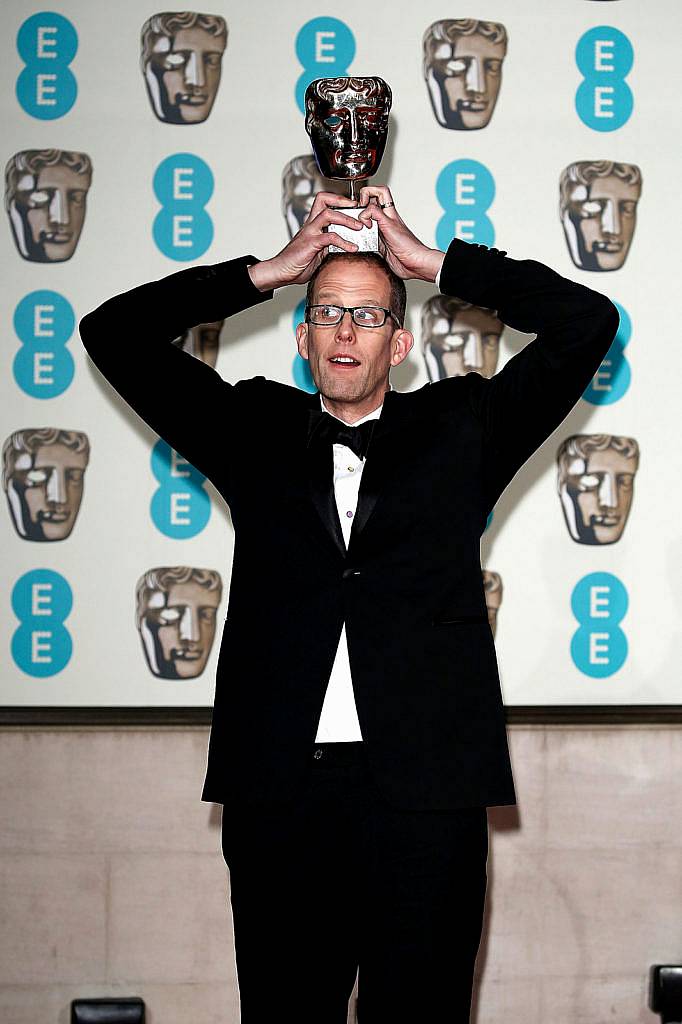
[357,185,444,283]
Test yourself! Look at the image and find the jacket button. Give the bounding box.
[342,568,361,578]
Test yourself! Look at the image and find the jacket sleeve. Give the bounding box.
[436,237,621,505]
[78,256,274,493]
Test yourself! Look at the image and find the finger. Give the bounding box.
[308,190,359,220]
[359,184,394,209]
[313,207,364,231]
[316,232,359,253]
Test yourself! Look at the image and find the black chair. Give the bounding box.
[650,965,682,1024]
[71,997,144,1023]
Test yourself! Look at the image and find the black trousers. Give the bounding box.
[220,740,488,1023]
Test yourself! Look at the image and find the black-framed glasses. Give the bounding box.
[305,304,401,328]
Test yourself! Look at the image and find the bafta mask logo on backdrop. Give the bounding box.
[135,566,222,679]
[482,570,503,639]
[281,155,347,238]
[556,433,640,545]
[140,11,228,124]
[171,319,224,368]
[304,76,391,184]
[559,161,642,272]
[5,149,92,262]
[423,19,508,130]
[2,428,90,542]
[421,295,503,380]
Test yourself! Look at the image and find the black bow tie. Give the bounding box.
[307,408,378,461]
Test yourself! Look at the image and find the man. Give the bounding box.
[79,186,619,1023]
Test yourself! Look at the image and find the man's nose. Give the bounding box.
[48,190,69,226]
[601,199,621,236]
[178,606,200,642]
[465,58,484,94]
[45,468,66,504]
[334,310,357,341]
[184,51,206,88]
[598,473,617,508]
[463,332,483,369]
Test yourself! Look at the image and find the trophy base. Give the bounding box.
[326,205,379,253]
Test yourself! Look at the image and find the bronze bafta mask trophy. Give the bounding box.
[304,76,392,252]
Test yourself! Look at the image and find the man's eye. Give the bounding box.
[28,190,50,207]
[69,191,86,205]
[324,115,343,128]
[621,201,637,215]
[579,201,603,218]
[578,474,601,489]
[321,305,339,316]
[66,469,84,483]
[205,53,222,67]
[483,334,500,348]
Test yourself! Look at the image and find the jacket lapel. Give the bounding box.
[304,388,417,559]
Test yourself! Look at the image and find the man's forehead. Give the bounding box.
[315,264,390,300]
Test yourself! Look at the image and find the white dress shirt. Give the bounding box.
[313,385,392,742]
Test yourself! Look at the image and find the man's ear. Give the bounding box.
[390,328,414,367]
[295,321,309,360]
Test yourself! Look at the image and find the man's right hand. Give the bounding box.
[248,192,363,292]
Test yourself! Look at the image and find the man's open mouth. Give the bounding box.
[329,356,361,367]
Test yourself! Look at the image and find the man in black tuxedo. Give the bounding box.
[79,185,619,1023]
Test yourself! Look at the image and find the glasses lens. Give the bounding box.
[310,305,342,324]
[353,307,386,327]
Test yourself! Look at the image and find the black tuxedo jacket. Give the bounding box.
[79,237,619,812]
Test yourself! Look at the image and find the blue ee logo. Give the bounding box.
[153,154,214,261]
[11,569,73,677]
[150,439,210,538]
[570,571,628,678]
[13,290,75,398]
[435,160,495,252]
[16,12,78,119]
[583,300,630,405]
[575,26,633,131]
[295,17,355,112]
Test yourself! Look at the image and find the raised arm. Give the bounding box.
[436,237,620,500]
[79,256,274,491]
[359,185,620,505]
[78,192,365,493]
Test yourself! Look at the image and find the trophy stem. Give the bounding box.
[349,179,358,204]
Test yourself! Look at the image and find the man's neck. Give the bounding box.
[320,383,392,425]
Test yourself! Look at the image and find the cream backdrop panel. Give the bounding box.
[1,0,680,706]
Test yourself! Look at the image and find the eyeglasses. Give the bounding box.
[305,304,401,328]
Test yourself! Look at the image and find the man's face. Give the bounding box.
[140,579,220,678]
[10,163,90,262]
[563,174,640,271]
[296,262,412,408]
[559,446,637,544]
[146,25,226,124]
[306,87,389,180]
[422,302,502,379]
[5,442,87,541]
[424,29,505,129]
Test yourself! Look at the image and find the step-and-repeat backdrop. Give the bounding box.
[1,1,679,708]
